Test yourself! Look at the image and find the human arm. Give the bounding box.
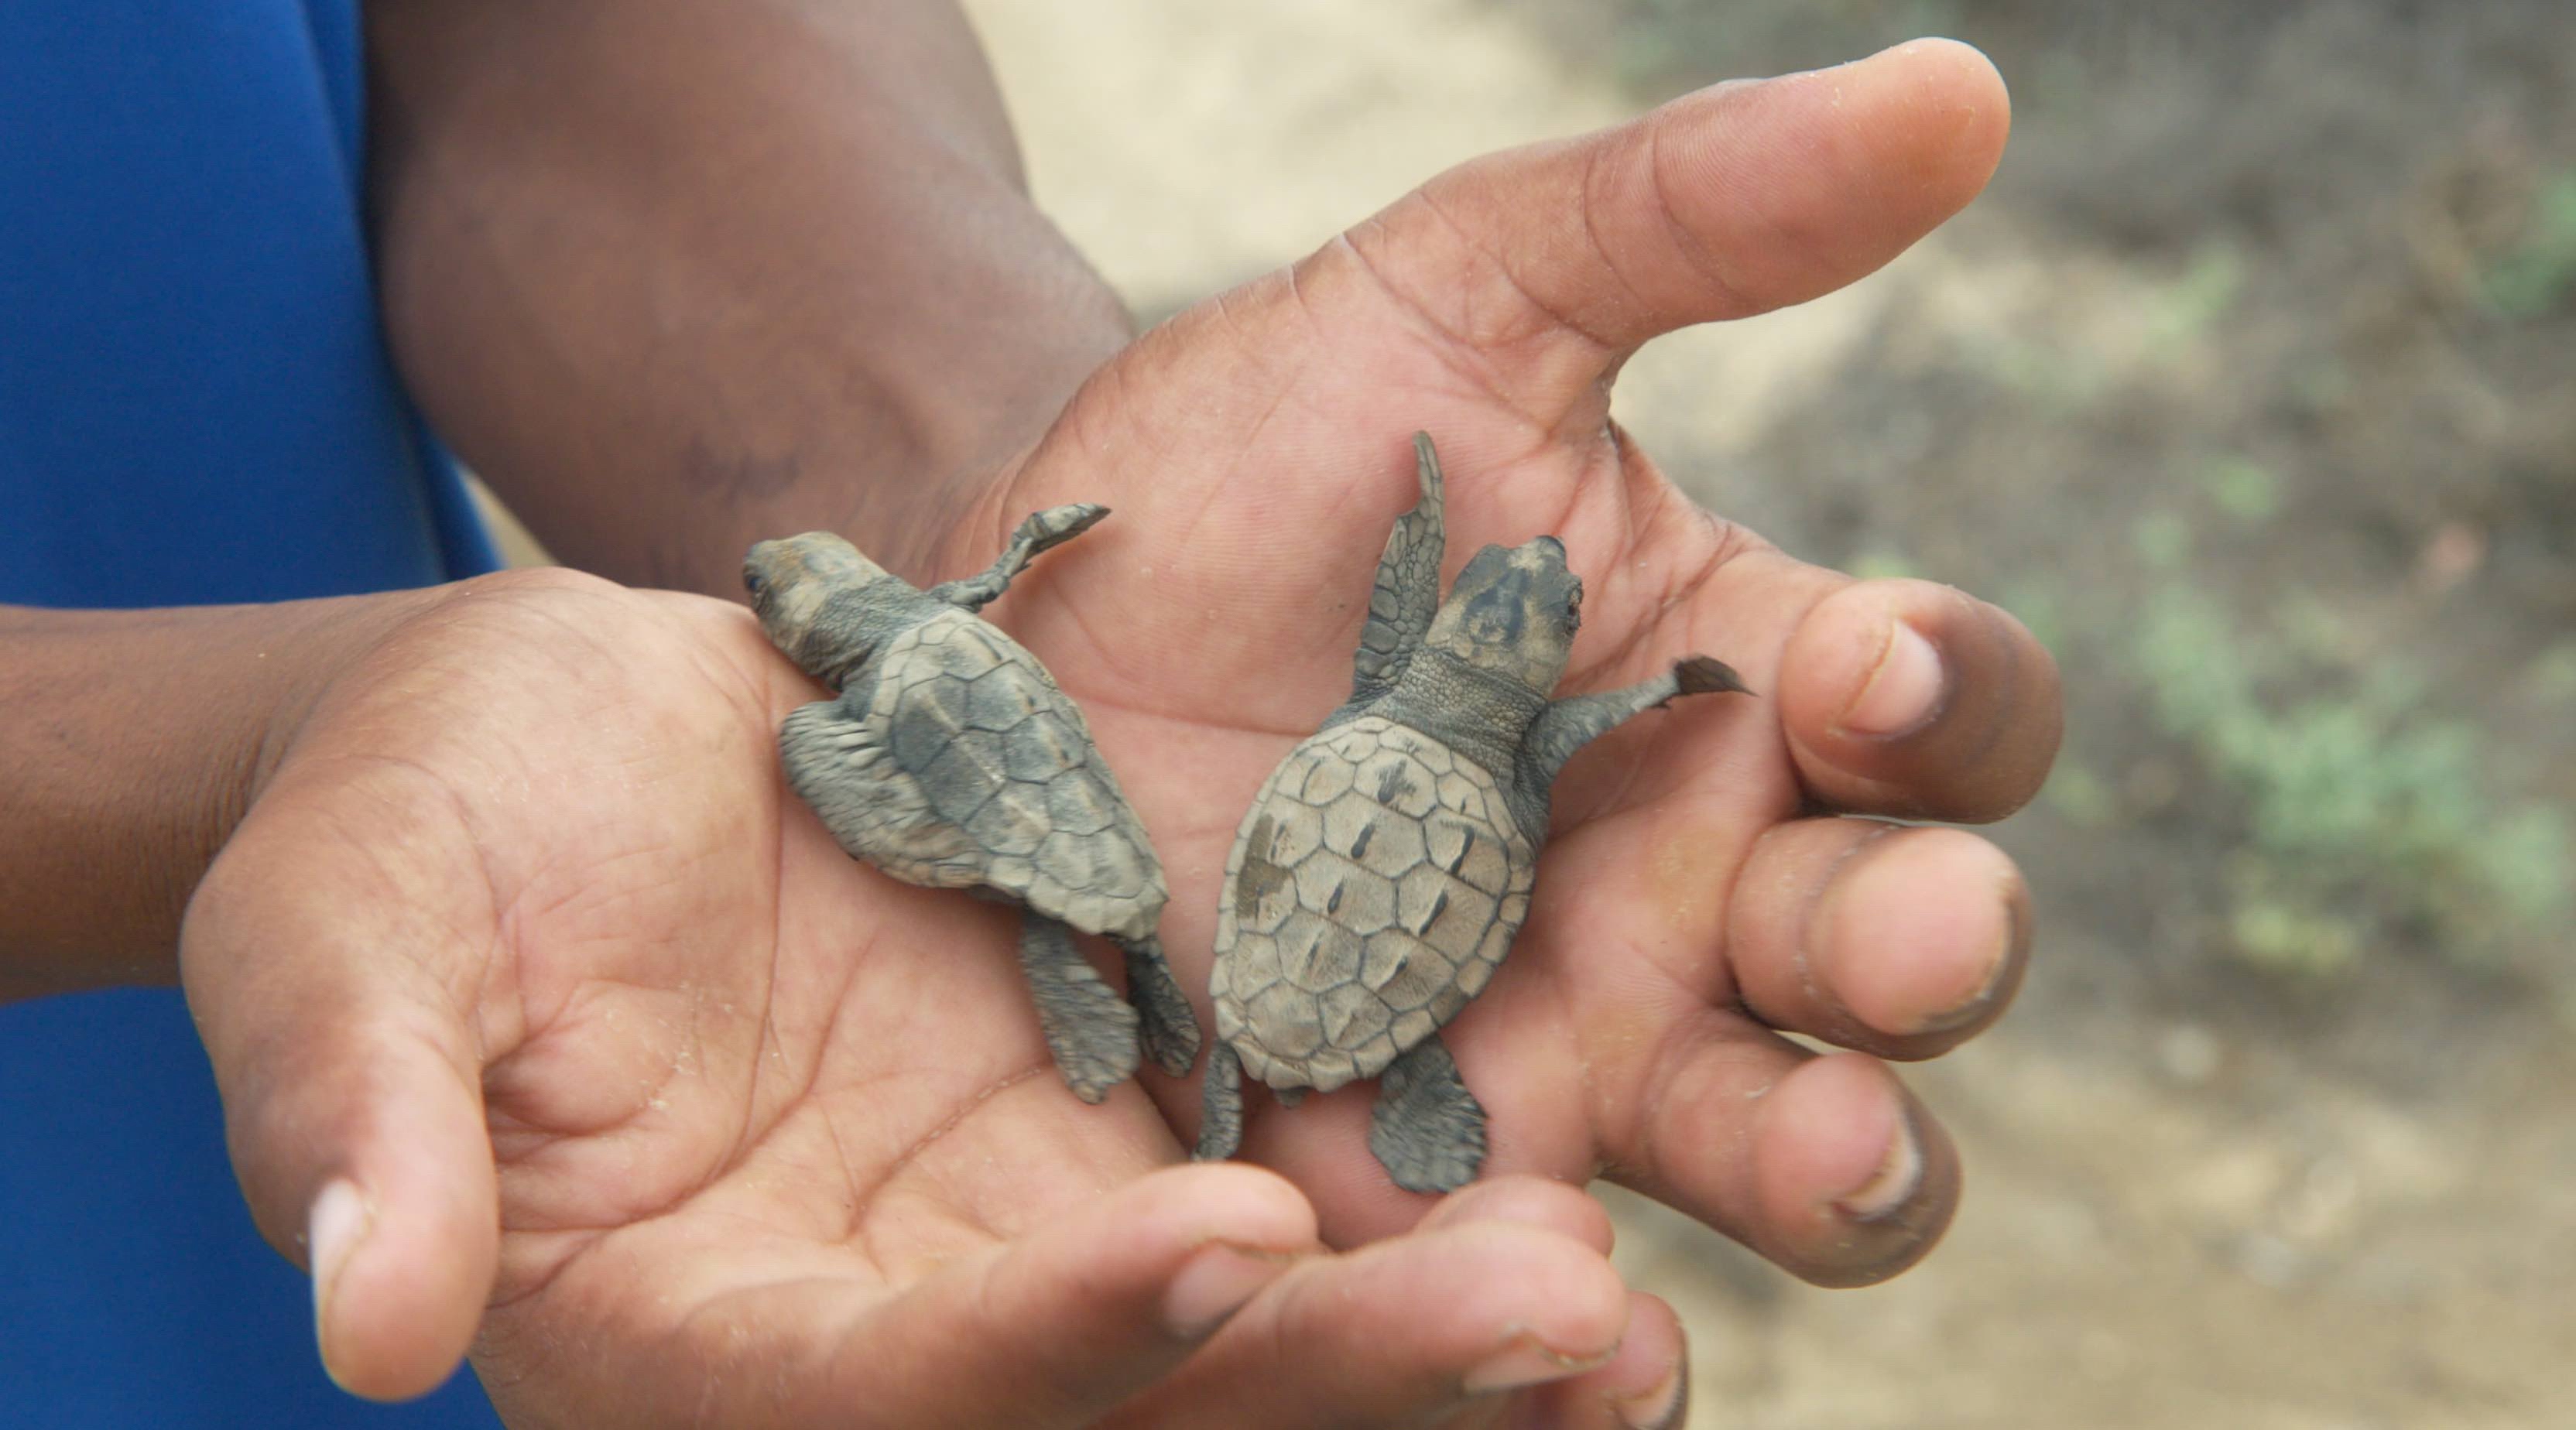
[363,0,1133,592]
[0,594,427,998]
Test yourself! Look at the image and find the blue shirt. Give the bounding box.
[3,3,503,1422]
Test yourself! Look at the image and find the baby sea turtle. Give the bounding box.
[1194,434,1747,1192]
[745,508,1199,1102]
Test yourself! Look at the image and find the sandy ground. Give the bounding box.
[959,2,2576,1425]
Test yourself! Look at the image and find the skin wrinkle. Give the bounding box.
[1328,226,1571,443]
[705,930,862,1210]
[486,983,708,1157]
[868,1060,1051,1196]
[1548,833,1750,1182]
[276,750,509,1025]
[1140,360,1283,581]
[1410,183,1620,364]
[1621,1009,1782,1210]
[1636,102,1761,323]
[1578,128,1666,349]
[814,1099,868,1247]
[849,1064,1057,1271]
[745,748,796,1194]
[486,1001,947,1317]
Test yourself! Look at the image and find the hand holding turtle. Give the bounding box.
[177,573,1677,1426]
[1197,433,1755,1194]
[934,37,2060,1280]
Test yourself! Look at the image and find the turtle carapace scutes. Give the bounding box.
[745,508,1199,1103]
[1194,433,1748,1192]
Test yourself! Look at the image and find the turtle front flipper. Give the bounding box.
[927,503,1112,611]
[1116,933,1203,1077]
[1348,432,1447,705]
[1194,1041,1246,1162]
[1519,655,1751,790]
[1017,911,1141,1103]
[780,693,981,882]
[1368,1032,1487,1193]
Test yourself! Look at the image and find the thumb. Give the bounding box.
[1344,37,2009,412]
[181,785,498,1402]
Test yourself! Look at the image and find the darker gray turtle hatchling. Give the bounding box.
[745,508,1200,1102]
[1194,433,1747,1192]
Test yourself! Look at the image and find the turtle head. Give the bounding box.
[1421,535,1582,693]
[744,532,899,679]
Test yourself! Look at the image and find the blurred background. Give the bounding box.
[953,2,2574,1425]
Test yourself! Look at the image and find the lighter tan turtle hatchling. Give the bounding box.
[745,509,1199,1103]
[1194,434,1747,1192]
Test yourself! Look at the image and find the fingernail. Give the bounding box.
[1839,619,1944,737]
[307,1179,375,1387]
[1832,1113,1924,1223]
[1464,1331,1617,1394]
[1909,876,2023,1035]
[1614,1356,1690,1430]
[1161,1244,1292,1339]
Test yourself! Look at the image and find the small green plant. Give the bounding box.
[2132,546,2571,976]
[2483,172,2576,320]
[2199,454,2281,525]
[2149,241,2248,349]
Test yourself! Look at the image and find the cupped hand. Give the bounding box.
[184,573,1678,1426]
[953,38,2058,1276]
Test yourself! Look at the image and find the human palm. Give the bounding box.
[188,578,1662,1427]
[179,40,2057,1428]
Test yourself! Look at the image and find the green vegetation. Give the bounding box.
[2483,172,2576,320]
[2131,527,2571,976]
[2148,241,2247,349]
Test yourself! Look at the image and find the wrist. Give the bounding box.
[0,589,435,996]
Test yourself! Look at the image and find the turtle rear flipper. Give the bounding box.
[1018,912,1141,1103]
[1368,1033,1487,1194]
[1195,1042,1246,1162]
[1117,934,1202,1077]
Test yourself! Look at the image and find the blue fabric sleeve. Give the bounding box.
[2,2,505,1423]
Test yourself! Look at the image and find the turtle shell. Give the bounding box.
[1209,716,1536,1092]
[852,607,1165,939]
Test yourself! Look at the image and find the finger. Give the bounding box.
[1606,1035,1957,1288]
[1728,819,2032,1058]
[1775,576,2063,822]
[1515,1291,1690,1430]
[1419,1172,1615,1253]
[790,1163,1317,1428]
[1119,1220,1632,1428]
[1342,39,2009,419]
[181,797,500,1401]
